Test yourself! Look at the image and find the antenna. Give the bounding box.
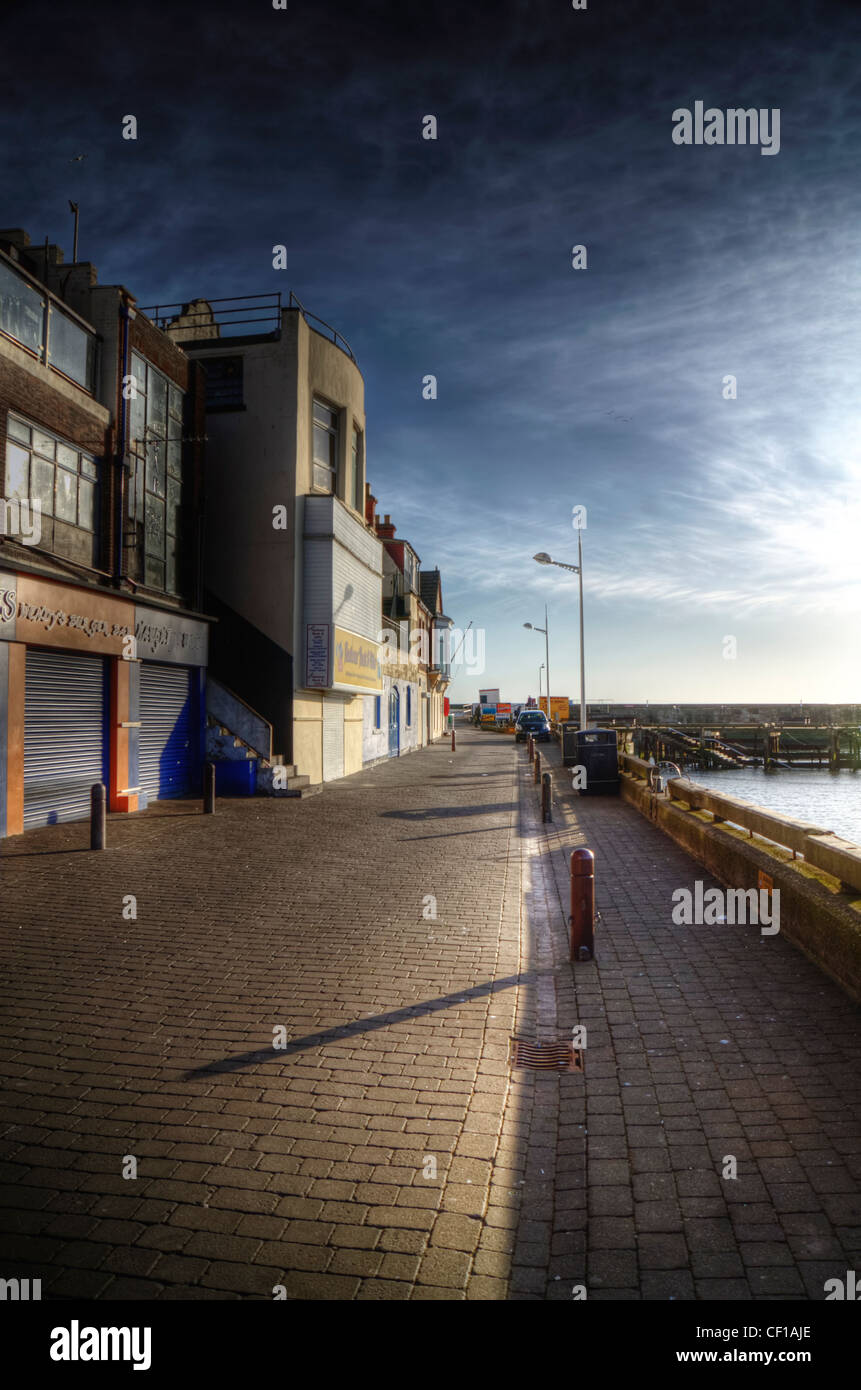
[450,619,473,665]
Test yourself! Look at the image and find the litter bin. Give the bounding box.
[565,727,619,795]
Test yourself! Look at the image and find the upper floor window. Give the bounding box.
[201,354,243,410]
[403,550,417,593]
[0,257,96,391]
[4,413,99,564]
[127,353,184,593]
[312,398,338,493]
[350,426,363,513]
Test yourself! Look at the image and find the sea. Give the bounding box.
[682,765,861,845]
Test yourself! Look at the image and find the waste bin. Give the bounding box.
[565,727,619,794]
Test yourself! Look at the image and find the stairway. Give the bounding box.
[205,679,322,798]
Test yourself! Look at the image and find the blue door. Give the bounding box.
[388,687,400,757]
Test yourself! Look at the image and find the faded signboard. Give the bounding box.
[133,607,209,666]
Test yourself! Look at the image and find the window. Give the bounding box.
[312,398,338,492]
[201,355,243,409]
[403,551,417,593]
[4,414,99,555]
[350,426,363,512]
[0,259,43,354]
[0,256,96,390]
[48,308,96,389]
[374,695,381,730]
[127,353,185,594]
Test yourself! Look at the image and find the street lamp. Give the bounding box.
[524,606,550,719]
[534,533,587,730]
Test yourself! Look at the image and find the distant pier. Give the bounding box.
[628,724,861,771]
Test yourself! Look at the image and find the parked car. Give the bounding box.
[515,709,551,743]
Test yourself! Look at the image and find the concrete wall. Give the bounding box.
[620,772,861,1005]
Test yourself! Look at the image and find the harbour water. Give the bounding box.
[682,765,861,845]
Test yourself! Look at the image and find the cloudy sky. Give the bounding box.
[3,0,860,703]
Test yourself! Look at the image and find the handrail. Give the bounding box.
[139,293,282,337]
[207,677,273,762]
[287,291,355,361]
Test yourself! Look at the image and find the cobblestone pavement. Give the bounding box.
[0,726,525,1300]
[0,725,858,1301]
[509,741,861,1300]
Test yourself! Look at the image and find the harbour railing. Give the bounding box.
[619,752,861,896]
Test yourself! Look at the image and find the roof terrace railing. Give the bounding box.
[287,291,355,361]
[138,289,356,361]
[139,292,282,337]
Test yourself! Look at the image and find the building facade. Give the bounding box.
[361,507,452,768]
[163,295,383,784]
[0,229,209,838]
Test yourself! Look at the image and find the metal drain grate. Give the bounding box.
[509,1038,585,1072]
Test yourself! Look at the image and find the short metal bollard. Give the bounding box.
[542,771,552,823]
[569,848,595,961]
[90,782,106,850]
[451,728,456,751]
[533,750,541,785]
[204,761,216,814]
[527,734,534,763]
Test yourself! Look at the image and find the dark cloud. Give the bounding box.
[2,0,859,698]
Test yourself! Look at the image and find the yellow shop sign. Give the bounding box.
[333,627,382,692]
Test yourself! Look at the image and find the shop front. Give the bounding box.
[0,569,208,837]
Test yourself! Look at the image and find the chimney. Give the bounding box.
[0,229,31,253]
[365,482,377,528]
[376,513,396,540]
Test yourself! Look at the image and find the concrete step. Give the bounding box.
[256,766,320,797]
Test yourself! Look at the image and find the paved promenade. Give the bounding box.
[0,724,858,1299]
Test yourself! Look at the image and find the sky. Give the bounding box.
[2,0,860,704]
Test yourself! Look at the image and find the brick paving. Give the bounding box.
[0,726,525,1300]
[0,724,858,1300]
[510,741,861,1300]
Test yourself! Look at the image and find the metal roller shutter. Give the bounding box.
[24,650,107,829]
[139,664,194,801]
[322,698,344,781]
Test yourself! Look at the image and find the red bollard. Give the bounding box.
[451,727,456,751]
[569,848,595,961]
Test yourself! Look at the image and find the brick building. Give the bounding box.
[0,229,210,836]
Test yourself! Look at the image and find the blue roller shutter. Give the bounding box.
[139,663,194,801]
[24,650,107,829]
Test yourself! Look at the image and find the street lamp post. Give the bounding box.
[524,605,551,719]
[538,662,545,708]
[534,533,587,729]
